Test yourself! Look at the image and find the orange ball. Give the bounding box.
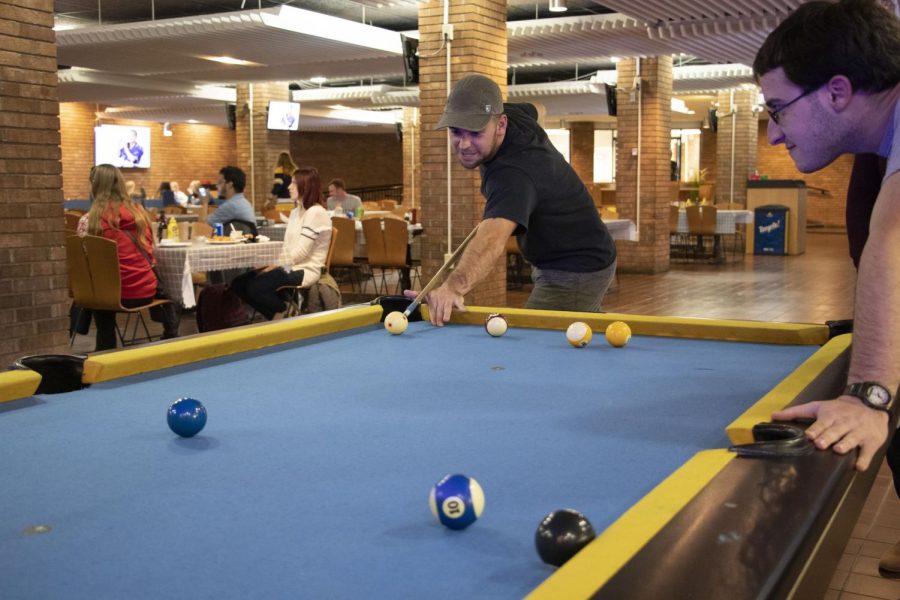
[605,321,631,347]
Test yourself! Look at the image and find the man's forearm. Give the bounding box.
[847,182,900,416]
[443,218,516,296]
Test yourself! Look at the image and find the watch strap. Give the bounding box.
[844,382,893,412]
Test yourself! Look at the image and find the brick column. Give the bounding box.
[614,57,673,273]
[402,107,420,209]
[236,82,292,210]
[715,89,758,206]
[418,1,507,307]
[0,0,69,366]
[569,121,594,183]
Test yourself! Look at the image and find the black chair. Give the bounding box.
[161,190,177,207]
[223,219,258,238]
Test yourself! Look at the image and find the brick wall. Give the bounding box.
[700,128,717,189]
[418,0,507,306]
[402,107,420,208]
[756,121,851,227]
[235,82,290,209]
[569,121,594,182]
[714,89,758,205]
[615,57,674,274]
[290,130,402,195]
[0,0,69,367]
[59,102,237,200]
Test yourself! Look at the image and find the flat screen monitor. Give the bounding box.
[267,101,300,131]
[95,124,151,168]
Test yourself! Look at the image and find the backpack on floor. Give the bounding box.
[304,273,342,314]
[196,284,248,332]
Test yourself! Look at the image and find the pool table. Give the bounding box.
[0,304,877,599]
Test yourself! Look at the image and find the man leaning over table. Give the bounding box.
[753,0,899,478]
[201,166,255,229]
[406,74,617,325]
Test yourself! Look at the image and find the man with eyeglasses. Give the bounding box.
[753,0,899,566]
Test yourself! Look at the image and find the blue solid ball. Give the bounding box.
[428,473,485,530]
[167,398,207,438]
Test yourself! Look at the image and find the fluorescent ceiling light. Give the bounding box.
[201,56,261,67]
[549,0,568,12]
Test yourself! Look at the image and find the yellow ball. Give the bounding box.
[566,322,592,348]
[605,321,631,347]
[384,311,408,335]
[484,313,508,337]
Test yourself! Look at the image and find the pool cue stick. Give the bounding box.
[403,223,481,318]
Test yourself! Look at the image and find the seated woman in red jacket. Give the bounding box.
[82,164,179,350]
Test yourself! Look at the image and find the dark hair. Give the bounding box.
[328,178,346,190]
[294,167,325,210]
[158,181,172,193]
[754,0,900,93]
[219,166,246,193]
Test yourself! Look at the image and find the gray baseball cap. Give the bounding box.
[435,75,504,131]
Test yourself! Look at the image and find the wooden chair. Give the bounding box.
[64,210,83,235]
[362,217,409,295]
[275,227,338,318]
[330,216,363,292]
[66,235,172,346]
[685,205,718,260]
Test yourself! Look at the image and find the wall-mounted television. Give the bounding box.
[95,124,151,168]
[267,100,300,131]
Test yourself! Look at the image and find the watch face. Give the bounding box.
[866,385,891,407]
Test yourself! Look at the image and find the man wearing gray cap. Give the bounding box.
[410,74,617,325]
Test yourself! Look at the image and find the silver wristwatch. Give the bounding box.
[843,382,894,412]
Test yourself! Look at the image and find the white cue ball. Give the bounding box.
[484,313,508,337]
[384,311,409,335]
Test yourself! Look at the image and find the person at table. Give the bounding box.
[170,181,189,207]
[753,0,899,475]
[230,166,332,320]
[201,166,255,229]
[266,152,297,208]
[408,74,617,324]
[79,164,179,350]
[185,179,203,205]
[326,178,363,216]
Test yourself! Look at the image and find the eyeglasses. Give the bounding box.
[767,87,818,125]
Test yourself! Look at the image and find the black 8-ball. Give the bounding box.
[535,509,596,567]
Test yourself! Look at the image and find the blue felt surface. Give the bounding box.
[0,322,818,599]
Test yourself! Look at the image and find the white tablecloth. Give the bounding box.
[156,241,283,308]
[676,209,753,235]
[602,218,637,241]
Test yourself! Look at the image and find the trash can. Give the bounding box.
[753,205,789,255]
[12,354,88,394]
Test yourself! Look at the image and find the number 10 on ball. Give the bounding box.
[429,473,485,530]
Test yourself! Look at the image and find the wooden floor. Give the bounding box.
[71,232,898,598]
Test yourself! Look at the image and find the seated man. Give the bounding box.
[202,166,255,228]
[326,178,362,215]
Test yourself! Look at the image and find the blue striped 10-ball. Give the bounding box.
[428,474,485,530]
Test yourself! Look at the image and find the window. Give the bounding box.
[671,129,702,182]
[545,129,570,162]
[593,130,616,183]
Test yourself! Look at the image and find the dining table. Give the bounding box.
[155,240,283,308]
